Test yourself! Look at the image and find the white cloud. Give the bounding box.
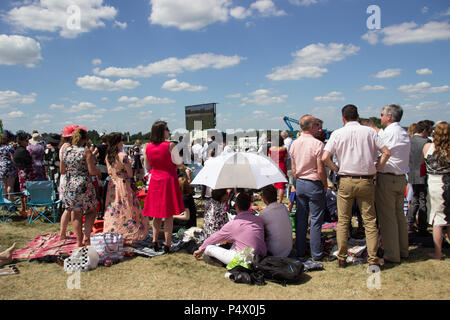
[76,75,140,91]
[162,79,207,92]
[250,0,286,17]
[137,110,153,120]
[398,82,450,94]
[252,110,270,118]
[416,68,433,75]
[65,102,96,114]
[362,21,450,45]
[117,96,175,108]
[149,0,285,31]
[230,6,252,20]
[94,53,245,78]
[92,58,102,66]
[314,91,345,103]
[0,90,36,108]
[373,68,402,79]
[0,35,42,67]
[360,85,387,91]
[5,110,26,119]
[421,6,429,14]
[112,106,126,111]
[49,103,64,110]
[241,89,287,106]
[149,0,230,31]
[4,0,117,38]
[289,0,319,6]
[226,93,242,98]
[113,21,127,29]
[34,113,53,119]
[266,43,360,81]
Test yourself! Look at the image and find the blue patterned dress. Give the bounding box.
[0,144,17,178]
[62,146,97,212]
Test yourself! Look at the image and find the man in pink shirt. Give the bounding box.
[193,192,267,266]
[322,105,390,268]
[290,115,328,261]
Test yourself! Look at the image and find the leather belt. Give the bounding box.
[339,175,374,179]
[378,172,405,177]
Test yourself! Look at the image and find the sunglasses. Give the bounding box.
[165,128,170,132]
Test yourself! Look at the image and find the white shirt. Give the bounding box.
[284,136,293,159]
[324,121,385,176]
[378,122,410,175]
[191,143,203,164]
[258,202,293,257]
[223,145,233,153]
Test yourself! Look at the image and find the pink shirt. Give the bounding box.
[324,121,385,176]
[199,211,267,256]
[289,133,324,181]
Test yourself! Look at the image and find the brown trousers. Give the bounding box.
[375,173,409,262]
[337,177,379,265]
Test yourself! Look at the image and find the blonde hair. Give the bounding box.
[71,129,87,147]
[432,121,449,166]
[408,123,417,138]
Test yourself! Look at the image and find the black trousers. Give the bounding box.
[407,184,428,232]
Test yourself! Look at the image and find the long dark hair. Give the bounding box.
[106,132,123,165]
[150,121,167,144]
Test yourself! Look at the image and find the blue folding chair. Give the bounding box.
[25,181,61,224]
[0,181,19,222]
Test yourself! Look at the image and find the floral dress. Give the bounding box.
[0,144,17,178]
[103,155,149,242]
[62,146,97,212]
[27,144,47,181]
[203,199,229,238]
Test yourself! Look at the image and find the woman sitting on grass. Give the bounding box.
[173,176,197,233]
[203,188,229,238]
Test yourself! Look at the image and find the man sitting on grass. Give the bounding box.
[193,192,267,266]
[259,185,293,257]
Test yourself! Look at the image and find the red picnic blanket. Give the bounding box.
[12,232,79,260]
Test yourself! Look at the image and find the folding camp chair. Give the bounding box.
[25,181,61,224]
[0,181,20,223]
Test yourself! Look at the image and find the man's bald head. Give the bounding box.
[300,114,316,131]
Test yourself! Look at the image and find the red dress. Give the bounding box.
[142,142,184,218]
[269,147,287,190]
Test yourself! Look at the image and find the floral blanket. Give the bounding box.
[13,233,79,260]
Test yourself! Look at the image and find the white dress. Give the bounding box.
[425,144,450,226]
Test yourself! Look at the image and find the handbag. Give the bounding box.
[63,246,99,272]
[90,233,124,265]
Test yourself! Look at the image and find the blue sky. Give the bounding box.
[0,0,449,135]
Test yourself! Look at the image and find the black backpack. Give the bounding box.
[252,255,304,286]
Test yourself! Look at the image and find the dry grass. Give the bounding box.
[1,207,449,300]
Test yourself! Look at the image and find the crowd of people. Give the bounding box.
[0,103,448,269]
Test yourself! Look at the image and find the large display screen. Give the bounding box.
[185,103,216,131]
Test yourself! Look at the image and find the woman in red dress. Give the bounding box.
[268,135,288,203]
[142,121,184,252]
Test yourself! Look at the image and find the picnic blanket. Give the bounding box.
[12,232,79,261]
[132,227,205,258]
[322,222,338,230]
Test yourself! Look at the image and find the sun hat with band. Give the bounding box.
[61,125,86,138]
[28,132,43,146]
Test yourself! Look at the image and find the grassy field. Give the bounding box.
[1,205,449,300]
